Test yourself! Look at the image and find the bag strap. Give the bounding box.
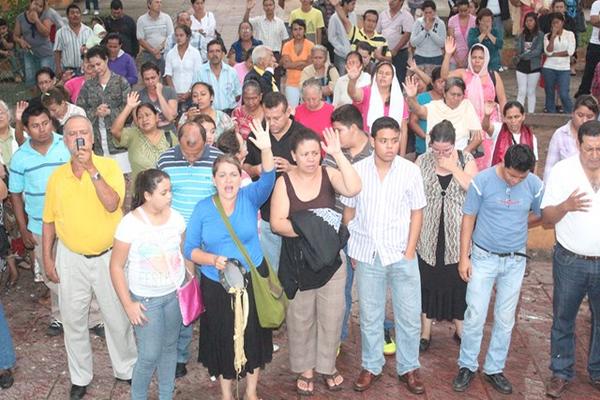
[164,130,173,147]
[213,195,256,271]
[457,150,465,170]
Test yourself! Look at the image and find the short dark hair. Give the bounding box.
[22,105,52,128]
[141,61,160,76]
[191,82,214,98]
[175,24,192,38]
[371,116,399,138]
[132,169,170,209]
[290,128,321,152]
[503,100,525,116]
[263,92,288,110]
[36,67,55,83]
[135,102,159,118]
[476,7,494,24]
[0,18,7,27]
[207,38,226,53]
[216,129,241,156]
[574,94,600,116]
[291,18,307,31]
[431,66,442,82]
[422,0,436,11]
[549,12,565,23]
[363,9,379,21]
[86,45,109,61]
[345,50,361,64]
[429,120,455,145]
[551,0,566,7]
[355,41,374,54]
[577,120,600,143]
[66,3,81,14]
[456,0,469,7]
[331,104,363,130]
[110,0,123,10]
[105,32,122,44]
[504,144,535,172]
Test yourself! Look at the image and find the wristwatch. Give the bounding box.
[91,171,102,181]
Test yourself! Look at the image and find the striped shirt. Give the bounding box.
[348,26,392,58]
[53,24,93,68]
[341,154,426,266]
[8,134,71,235]
[249,15,289,52]
[156,144,223,223]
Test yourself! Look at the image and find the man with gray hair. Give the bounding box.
[165,10,207,62]
[42,115,136,400]
[244,44,279,95]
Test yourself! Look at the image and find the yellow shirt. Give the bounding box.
[43,155,125,255]
[289,7,324,43]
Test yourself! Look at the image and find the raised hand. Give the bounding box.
[483,101,496,116]
[445,36,456,55]
[15,100,29,121]
[247,0,256,10]
[321,127,343,157]
[329,0,340,6]
[346,62,361,80]
[125,91,141,109]
[248,119,272,150]
[562,188,591,213]
[402,74,419,98]
[407,57,418,72]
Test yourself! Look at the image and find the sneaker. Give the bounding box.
[90,323,105,338]
[47,320,63,337]
[383,328,396,356]
[273,343,280,353]
[82,9,89,15]
[93,10,100,16]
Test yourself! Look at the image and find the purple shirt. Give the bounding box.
[108,51,138,86]
[543,121,579,182]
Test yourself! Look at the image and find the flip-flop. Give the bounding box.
[296,375,314,396]
[322,371,344,391]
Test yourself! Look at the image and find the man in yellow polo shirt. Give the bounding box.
[42,115,136,400]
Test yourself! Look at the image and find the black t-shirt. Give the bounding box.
[246,119,310,221]
[104,15,139,57]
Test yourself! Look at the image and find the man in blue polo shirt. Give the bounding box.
[156,120,222,378]
[452,144,543,395]
[9,106,103,337]
[194,39,242,114]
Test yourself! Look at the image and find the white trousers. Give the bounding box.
[56,240,137,386]
[516,71,541,113]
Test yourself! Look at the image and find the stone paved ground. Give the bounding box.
[1,1,599,399]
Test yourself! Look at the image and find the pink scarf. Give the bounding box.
[464,44,491,121]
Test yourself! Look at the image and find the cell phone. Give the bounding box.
[76,138,85,151]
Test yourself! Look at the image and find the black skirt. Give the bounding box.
[198,266,273,380]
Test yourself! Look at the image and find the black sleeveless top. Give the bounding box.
[282,167,336,214]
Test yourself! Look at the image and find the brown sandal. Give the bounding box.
[296,375,314,396]
[322,371,344,391]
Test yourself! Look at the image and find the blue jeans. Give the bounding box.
[542,68,573,113]
[259,219,282,274]
[23,51,54,87]
[413,54,443,67]
[493,15,505,43]
[550,243,600,381]
[458,245,526,374]
[356,255,421,375]
[131,291,182,400]
[341,251,394,341]
[0,301,16,370]
[85,0,99,10]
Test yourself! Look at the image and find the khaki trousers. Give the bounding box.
[56,240,137,386]
[286,261,346,375]
[33,234,102,327]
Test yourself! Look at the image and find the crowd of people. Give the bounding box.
[0,0,599,399]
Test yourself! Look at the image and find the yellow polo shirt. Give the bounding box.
[43,155,125,255]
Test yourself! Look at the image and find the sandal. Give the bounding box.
[296,375,314,396]
[322,371,344,391]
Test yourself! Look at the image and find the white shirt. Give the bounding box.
[341,155,427,266]
[591,0,600,45]
[249,15,289,52]
[191,12,217,43]
[58,103,86,126]
[332,71,371,108]
[541,155,600,256]
[543,30,576,71]
[328,12,357,58]
[164,45,203,94]
[487,0,501,15]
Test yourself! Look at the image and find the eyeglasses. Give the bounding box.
[431,145,454,155]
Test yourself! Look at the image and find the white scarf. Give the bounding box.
[366,65,405,131]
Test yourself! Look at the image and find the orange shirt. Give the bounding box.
[281,39,314,88]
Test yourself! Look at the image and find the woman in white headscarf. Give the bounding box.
[442,38,507,170]
[346,60,409,156]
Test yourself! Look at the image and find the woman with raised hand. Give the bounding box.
[184,119,275,400]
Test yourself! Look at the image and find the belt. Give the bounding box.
[83,247,112,259]
[474,243,530,259]
[557,242,600,261]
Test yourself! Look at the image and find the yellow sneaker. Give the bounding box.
[383,328,396,356]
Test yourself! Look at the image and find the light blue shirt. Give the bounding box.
[8,134,71,235]
[463,167,544,253]
[195,62,242,111]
